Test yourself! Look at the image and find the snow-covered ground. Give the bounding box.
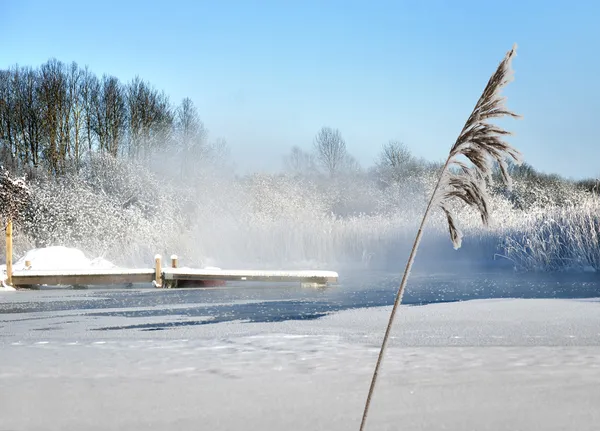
[1,292,599,431]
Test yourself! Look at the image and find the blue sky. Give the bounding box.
[1,0,598,178]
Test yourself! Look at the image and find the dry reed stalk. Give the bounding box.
[359,44,522,430]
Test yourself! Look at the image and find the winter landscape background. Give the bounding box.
[1,59,600,430]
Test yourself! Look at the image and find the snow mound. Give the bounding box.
[12,246,117,271]
[1,246,116,290]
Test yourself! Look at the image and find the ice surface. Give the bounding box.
[1,294,599,430]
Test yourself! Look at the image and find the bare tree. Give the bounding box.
[15,67,42,169]
[126,77,173,160]
[0,70,17,168]
[380,141,411,169]
[95,75,127,157]
[10,67,27,168]
[206,137,230,166]
[174,97,207,177]
[313,126,347,177]
[67,62,84,170]
[175,97,206,153]
[38,58,68,174]
[376,141,422,183]
[80,66,98,155]
[284,146,316,176]
[147,90,173,155]
[126,76,147,158]
[343,153,362,174]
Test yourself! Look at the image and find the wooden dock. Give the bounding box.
[164,268,339,285]
[3,221,338,289]
[10,268,156,287]
[6,251,338,289]
[10,267,338,289]
[10,267,338,288]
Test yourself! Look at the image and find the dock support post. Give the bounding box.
[5,219,12,286]
[154,254,162,288]
[164,254,179,289]
[164,254,178,288]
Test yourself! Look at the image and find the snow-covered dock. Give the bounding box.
[9,267,339,288]
[10,268,156,287]
[2,244,338,289]
[164,268,339,285]
[3,221,338,289]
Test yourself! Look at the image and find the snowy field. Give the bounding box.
[1,276,600,431]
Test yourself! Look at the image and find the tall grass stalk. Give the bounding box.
[359,45,522,430]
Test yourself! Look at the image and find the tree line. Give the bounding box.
[0,59,209,175]
[0,56,429,184]
[285,126,438,184]
[2,58,597,198]
[290,125,600,209]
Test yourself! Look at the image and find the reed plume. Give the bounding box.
[359,44,522,430]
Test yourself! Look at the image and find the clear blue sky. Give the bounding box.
[1,0,598,178]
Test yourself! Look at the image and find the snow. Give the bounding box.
[0,282,16,292]
[1,294,599,430]
[1,246,599,428]
[13,246,116,271]
[1,246,116,290]
[2,245,332,291]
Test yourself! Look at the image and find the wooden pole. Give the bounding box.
[154,254,162,288]
[171,254,178,268]
[6,219,13,286]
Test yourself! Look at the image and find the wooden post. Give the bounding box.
[164,254,179,288]
[154,254,162,288]
[25,260,31,269]
[6,219,13,286]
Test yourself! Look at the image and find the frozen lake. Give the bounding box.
[1,270,600,430]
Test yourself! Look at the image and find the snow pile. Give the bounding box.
[12,246,116,271]
[1,246,116,291]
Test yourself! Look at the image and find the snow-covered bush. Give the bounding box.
[4,153,599,273]
[0,166,30,223]
[15,154,185,265]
